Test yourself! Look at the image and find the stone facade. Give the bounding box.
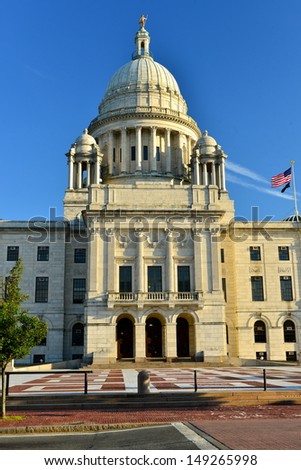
[1,21,300,366]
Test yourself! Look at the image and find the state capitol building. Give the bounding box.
[1,19,300,366]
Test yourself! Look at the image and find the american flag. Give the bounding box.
[271,167,292,188]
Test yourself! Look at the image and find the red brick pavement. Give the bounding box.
[1,404,301,449]
[191,418,301,450]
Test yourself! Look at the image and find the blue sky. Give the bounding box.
[1,0,301,221]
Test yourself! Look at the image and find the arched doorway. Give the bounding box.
[116,317,134,359]
[146,317,162,358]
[176,317,190,357]
[72,322,84,346]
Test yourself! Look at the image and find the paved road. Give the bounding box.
[0,423,221,450]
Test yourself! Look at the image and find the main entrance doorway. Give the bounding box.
[146,317,162,357]
[116,317,134,359]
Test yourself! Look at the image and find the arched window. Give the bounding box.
[283,320,296,343]
[72,322,84,346]
[254,320,266,343]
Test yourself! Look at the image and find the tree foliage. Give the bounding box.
[0,259,47,417]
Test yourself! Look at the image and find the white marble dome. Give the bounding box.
[97,26,188,121]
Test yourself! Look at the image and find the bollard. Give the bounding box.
[194,370,198,392]
[263,368,267,391]
[138,370,150,394]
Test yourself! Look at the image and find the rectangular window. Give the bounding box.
[250,246,261,261]
[147,266,162,292]
[33,354,45,364]
[278,246,289,261]
[143,145,148,160]
[7,246,19,261]
[280,276,293,301]
[156,146,160,161]
[222,277,227,302]
[177,266,190,292]
[35,277,49,303]
[113,148,116,162]
[251,276,264,301]
[286,351,297,361]
[221,248,225,263]
[37,246,49,261]
[119,266,132,293]
[131,146,136,161]
[74,248,86,263]
[256,351,267,360]
[73,279,86,304]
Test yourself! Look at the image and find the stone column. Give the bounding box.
[178,132,183,174]
[121,127,127,174]
[108,131,114,175]
[166,230,174,292]
[217,163,221,189]
[194,153,200,185]
[87,224,103,297]
[193,229,203,293]
[135,126,142,173]
[165,322,177,361]
[95,156,101,184]
[86,162,91,187]
[221,159,226,190]
[211,162,216,185]
[77,161,82,189]
[187,136,192,165]
[210,229,220,291]
[106,228,115,293]
[165,128,171,174]
[68,156,74,189]
[203,162,208,186]
[136,232,144,292]
[150,126,157,173]
[135,322,146,362]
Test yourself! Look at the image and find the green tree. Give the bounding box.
[0,259,47,418]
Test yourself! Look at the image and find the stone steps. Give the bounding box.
[7,390,301,411]
[83,361,231,370]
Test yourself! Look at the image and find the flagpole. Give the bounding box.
[290,160,299,218]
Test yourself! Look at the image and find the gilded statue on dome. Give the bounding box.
[139,15,147,28]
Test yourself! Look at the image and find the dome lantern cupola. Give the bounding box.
[133,15,151,59]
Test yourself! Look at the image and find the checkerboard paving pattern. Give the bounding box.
[6,367,301,395]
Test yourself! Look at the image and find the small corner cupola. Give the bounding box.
[74,128,98,155]
[65,129,102,190]
[191,130,227,190]
[195,130,218,156]
[133,15,152,59]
